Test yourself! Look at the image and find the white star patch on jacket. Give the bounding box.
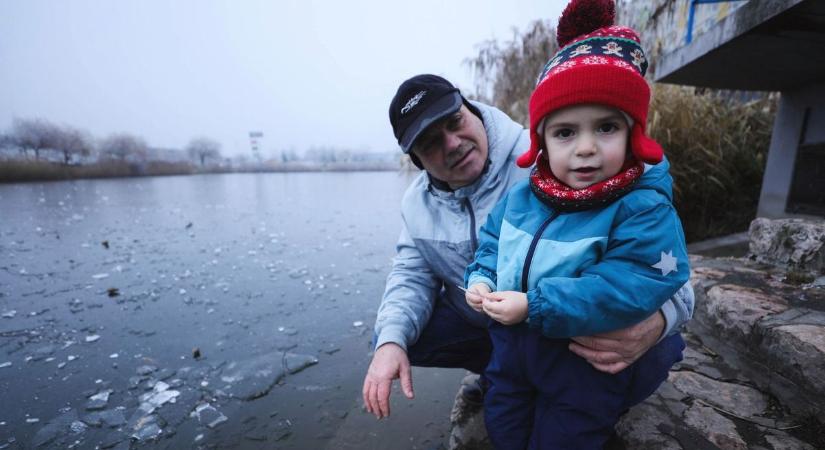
[652,250,678,276]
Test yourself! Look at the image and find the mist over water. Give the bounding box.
[0,172,463,449]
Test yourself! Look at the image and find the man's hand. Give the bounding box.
[482,291,528,325]
[465,283,491,312]
[362,343,414,419]
[569,311,665,374]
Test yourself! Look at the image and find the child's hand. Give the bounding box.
[465,283,491,313]
[483,291,528,325]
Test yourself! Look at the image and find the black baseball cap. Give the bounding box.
[389,74,463,154]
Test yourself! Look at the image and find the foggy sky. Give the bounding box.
[0,0,565,157]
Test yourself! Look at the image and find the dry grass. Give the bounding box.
[649,85,776,241]
[0,160,195,183]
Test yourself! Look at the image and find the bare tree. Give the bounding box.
[465,20,557,126]
[9,118,61,160]
[186,137,221,166]
[99,133,148,161]
[54,126,94,164]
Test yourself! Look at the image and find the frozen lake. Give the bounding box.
[0,172,464,449]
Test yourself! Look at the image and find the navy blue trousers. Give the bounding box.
[406,300,492,374]
[485,323,684,450]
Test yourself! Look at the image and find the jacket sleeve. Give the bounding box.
[659,281,695,340]
[373,222,441,352]
[527,201,690,338]
[464,194,509,291]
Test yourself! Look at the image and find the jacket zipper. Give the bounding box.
[463,198,478,252]
[521,212,559,292]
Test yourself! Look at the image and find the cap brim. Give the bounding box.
[400,91,463,153]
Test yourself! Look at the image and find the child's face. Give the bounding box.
[542,104,630,190]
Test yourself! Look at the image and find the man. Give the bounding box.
[363,74,694,419]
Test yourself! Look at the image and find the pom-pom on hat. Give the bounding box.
[515,0,664,168]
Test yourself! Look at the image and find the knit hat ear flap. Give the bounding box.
[631,123,663,164]
[516,134,541,168]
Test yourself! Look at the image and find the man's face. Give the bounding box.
[410,105,489,190]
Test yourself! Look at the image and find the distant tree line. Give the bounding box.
[0,117,222,167]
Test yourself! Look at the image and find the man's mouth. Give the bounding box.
[449,147,474,168]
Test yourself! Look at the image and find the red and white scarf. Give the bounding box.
[529,156,644,212]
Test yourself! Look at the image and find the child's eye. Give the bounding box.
[553,128,574,139]
[597,123,619,133]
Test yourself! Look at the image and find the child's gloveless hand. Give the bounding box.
[483,291,528,325]
[465,283,492,313]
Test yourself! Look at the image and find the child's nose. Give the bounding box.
[574,134,597,156]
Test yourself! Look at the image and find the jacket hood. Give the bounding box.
[638,157,674,202]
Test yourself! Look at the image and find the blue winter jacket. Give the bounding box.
[466,159,690,338]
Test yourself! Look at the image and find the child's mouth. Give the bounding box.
[573,167,597,173]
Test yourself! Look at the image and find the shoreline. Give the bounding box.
[0,159,408,184]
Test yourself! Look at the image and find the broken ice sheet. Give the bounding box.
[1,310,16,319]
[192,404,227,429]
[86,390,112,411]
[138,381,179,414]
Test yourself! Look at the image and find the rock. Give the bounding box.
[701,284,788,340]
[763,431,817,450]
[669,372,768,418]
[760,322,825,406]
[615,402,681,449]
[683,403,747,450]
[749,218,825,273]
[447,375,491,450]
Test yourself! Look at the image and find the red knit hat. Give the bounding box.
[515,0,663,168]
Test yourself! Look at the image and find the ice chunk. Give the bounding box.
[192,404,227,429]
[85,335,100,343]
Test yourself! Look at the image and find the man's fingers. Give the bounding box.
[568,341,623,365]
[588,360,629,374]
[376,379,391,419]
[362,379,373,415]
[400,361,414,399]
[571,335,622,351]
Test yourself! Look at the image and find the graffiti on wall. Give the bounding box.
[616,0,747,78]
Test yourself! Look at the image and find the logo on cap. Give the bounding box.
[400,90,427,115]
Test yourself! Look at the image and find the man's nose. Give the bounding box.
[442,130,462,151]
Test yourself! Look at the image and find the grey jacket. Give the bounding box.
[373,101,694,351]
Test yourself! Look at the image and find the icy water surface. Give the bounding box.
[0,172,464,449]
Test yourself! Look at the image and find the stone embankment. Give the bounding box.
[449,218,825,450]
